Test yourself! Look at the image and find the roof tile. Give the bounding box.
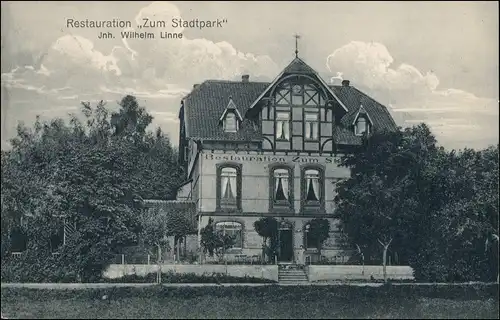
[183,80,397,145]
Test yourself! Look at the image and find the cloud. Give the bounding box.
[1,1,278,149]
[326,41,499,150]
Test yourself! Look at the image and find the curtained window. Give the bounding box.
[355,117,367,136]
[276,112,290,141]
[216,222,243,249]
[220,167,238,207]
[304,112,319,140]
[224,113,238,132]
[273,168,290,204]
[305,169,320,202]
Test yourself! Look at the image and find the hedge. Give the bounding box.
[102,271,276,284]
[1,283,498,302]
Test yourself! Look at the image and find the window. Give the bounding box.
[216,222,243,249]
[273,168,290,203]
[220,167,237,207]
[301,167,325,213]
[276,112,290,140]
[305,169,320,202]
[304,113,319,140]
[304,223,315,249]
[224,113,238,132]
[355,117,368,136]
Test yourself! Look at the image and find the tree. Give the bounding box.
[410,145,499,282]
[253,217,278,263]
[335,124,437,281]
[335,123,498,282]
[138,210,169,284]
[200,218,235,263]
[1,96,184,282]
[166,211,197,262]
[305,218,331,258]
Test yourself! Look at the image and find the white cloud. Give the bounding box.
[1,1,278,149]
[326,41,499,150]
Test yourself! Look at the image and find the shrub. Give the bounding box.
[1,283,498,302]
[104,271,276,284]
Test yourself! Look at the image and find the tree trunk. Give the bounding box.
[176,237,181,263]
[378,238,393,283]
[262,237,267,263]
[156,243,162,284]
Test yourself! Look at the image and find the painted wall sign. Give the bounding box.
[203,152,342,164]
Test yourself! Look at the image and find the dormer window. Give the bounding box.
[224,112,238,132]
[219,97,243,133]
[355,117,367,136]
[353,105,373,136]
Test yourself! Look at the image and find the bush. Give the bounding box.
[1,252,79,283]
[104,271,276,284]
[1,283,498,302]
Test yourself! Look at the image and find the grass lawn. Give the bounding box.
[1,285,498,319]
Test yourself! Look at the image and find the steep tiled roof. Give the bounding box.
[282,57,318,74]
[182,81,397,146]
[184,80,268,141]
[329,85,397,145]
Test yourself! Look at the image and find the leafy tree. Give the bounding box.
[335,123,498,282]
[305,218,331,257]
[200,218,235,262]
[410,145,499,282]
[1,95,184,282]
[253,217,278,263]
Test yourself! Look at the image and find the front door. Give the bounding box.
[278,229,293,262]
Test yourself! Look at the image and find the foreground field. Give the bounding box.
[1,285,498,319]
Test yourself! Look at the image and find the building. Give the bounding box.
[176,52,397,264]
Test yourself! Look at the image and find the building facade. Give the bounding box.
[176,56,397,264]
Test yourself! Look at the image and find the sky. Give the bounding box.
[1,1,498,150]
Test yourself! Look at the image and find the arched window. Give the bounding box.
[303,223,315,249]
[217,164,242,210]
[305,169,320,202]
[224,113,238,132]
[221,167,237,206]
[355,117,367,136]
[215,221,243,249]
[301,166,325,213]
[273,168,289,202]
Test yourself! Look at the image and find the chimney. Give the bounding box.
[242,74,250,83]
[193,84,199,89]
[342,80,350,87]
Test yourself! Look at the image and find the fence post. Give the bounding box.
[147,254,150,265]
[121,254,125,265]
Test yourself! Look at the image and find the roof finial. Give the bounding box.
[294,33,301,58]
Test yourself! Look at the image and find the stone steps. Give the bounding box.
[278,265,309,284]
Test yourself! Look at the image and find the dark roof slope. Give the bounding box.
[184,80,268,141]
[183,80,397,145]
[329,85,398,145]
